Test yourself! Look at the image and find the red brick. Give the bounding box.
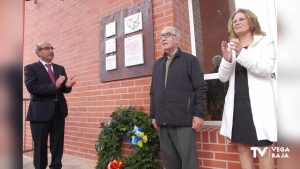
[103,100,115,106]
[103,89,115,95]
[209,131,217,143]
[203,143,226,152]
[153,11,165,19]
[128,99,144,105]
[201,132,209,143]
[108,94,121,100]
[142,85,150,92]
[120,80,134,87]
[128,86,143,93]
[203,159,226,168]
[115,88,128,93]
[215,152,240,161]
[153,3,173,15]
[227,162,242,169]
[134,78,151,86]
[155,15,174,25]
[217,133,226,144]
[135,92,149,99]
[227,144,238,153]
[121,93,135,99]
[198,151,214,159]
[115,100,129,105]
[108,82,121,88]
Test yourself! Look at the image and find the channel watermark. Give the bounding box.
[250,146,290,158]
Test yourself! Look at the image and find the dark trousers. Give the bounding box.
[30,104,65,169]
[159,127,198,169]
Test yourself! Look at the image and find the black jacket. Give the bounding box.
[24,61,72,121]
[150,48,207,127]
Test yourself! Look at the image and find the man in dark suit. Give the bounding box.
[24,42,76,169]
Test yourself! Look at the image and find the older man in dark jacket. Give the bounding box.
[150,26,207,169]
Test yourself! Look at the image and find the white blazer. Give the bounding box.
[219,35,277,142]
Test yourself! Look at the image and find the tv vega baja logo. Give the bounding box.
[250,147,290,158]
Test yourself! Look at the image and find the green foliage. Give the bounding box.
[95,107,161,169]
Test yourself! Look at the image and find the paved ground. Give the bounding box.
[23,154,96,169]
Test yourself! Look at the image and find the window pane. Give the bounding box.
[205,78,228,121]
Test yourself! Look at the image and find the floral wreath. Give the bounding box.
[95,107,161,169]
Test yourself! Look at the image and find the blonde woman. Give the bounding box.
[219,9,277,169]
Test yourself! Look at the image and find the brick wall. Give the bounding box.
[173,0,191,53]
[198,126,240,169]
[23,0,275,169]
[23,0,173,161]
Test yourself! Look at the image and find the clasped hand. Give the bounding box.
[56,75,76,88]
[221,39,242,62]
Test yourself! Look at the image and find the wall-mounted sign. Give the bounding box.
[105,38,116,54]
[105,21,116,38]
[124,12,142,34]
[124,34,144,67]
[106,55,117,71]
[100,0,154,82]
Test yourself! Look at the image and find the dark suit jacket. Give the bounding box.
[24,61,72,122]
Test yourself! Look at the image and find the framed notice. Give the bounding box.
[99,0,154,82]
[124,12,142,34]
[105,38,116,54]
[124,34,144,67]
[105,22,116,38]
[106,55,117,71]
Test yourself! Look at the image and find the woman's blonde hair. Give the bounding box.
[228,8,265,39]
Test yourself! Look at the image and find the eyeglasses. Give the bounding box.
[158,32,176,40]
[232,17,247,24]
[40,47,55,50]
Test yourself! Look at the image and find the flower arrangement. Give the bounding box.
[127,126,148,147]
[107,160,124,169]
[95,107,161,169]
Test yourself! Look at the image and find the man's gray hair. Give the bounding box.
[34,42,45,57]
[173,27,181,37]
